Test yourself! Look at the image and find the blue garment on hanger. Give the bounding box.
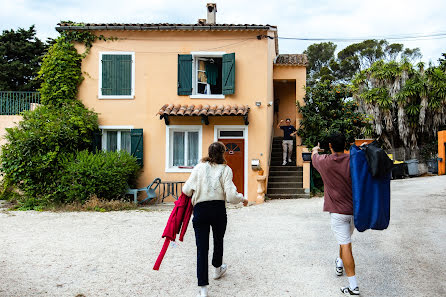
[350,145,391,232]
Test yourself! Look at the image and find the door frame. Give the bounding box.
[214,125,248,200]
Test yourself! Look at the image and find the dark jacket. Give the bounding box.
[364,141,393,178]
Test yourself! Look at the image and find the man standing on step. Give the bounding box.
[277,118,297,166]
[311,133,360,296]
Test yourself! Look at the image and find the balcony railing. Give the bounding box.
[0,91,40,115]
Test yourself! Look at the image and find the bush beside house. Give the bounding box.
[0,30,140,210]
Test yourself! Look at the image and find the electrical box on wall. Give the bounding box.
[251,159,260,170]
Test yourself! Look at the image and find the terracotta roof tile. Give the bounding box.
[157,104,249,117]
[57,22,277,30]
[274,54,308,66]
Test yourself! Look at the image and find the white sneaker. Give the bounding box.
[196,286,208,297]
[335,258,344,276]
[288,158,292,163]
[213,264,227,280]
[282,160,287,165]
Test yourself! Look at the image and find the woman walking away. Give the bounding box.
[182,142,248,297]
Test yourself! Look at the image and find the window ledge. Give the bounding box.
[190,94,225,99]
[165,167,194,173]
[99,95,135,99]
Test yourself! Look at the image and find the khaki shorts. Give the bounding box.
[330,213,355,245]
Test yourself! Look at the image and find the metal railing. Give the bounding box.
[156,181,185,202]
[0,91,40,115]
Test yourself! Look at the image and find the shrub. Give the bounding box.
[38,37,83,106]
[59,150,140,204]
[0,101,98,206]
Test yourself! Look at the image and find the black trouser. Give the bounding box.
[192,200,227,286]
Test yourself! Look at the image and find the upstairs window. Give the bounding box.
[195,57,223,95]
[99,52,135,99]
[177,53,235,98]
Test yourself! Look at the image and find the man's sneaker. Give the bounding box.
[335,258,343,276]
[282,160,287,165]
[213,264,227,280]
[340,286,360,295]
[288,158,292,163]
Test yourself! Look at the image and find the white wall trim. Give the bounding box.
[214,125,249,200]
[98,51,135,99]
[191,52,226,97]
[190,95,225,99]
[165,125,203,173]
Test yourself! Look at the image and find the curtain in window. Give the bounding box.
[188,132,199,166]
[173,131,185,166]
[107,131,118,152]
[121,131,131,153]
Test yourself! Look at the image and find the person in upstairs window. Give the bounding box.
[311,132,360,296]
[277,118,297,165]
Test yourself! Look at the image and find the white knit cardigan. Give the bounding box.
[182,162,245,206]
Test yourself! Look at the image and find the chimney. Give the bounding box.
[206,3,217,24]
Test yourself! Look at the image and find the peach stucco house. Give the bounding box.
[56,3,308,203]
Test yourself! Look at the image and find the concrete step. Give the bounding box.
[271,161,297,166]
[270,165,302,171]
[266,193,310,199]
[267,188,306,194]
[268,176,303,182]
[269,171,301,177]
[267,181,303,188]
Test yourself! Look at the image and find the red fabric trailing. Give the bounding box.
[153,193,193,270]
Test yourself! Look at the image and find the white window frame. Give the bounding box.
[99,125,134,152]
[98,52,135,99]
[214,125,249,200]
[165,125,203,173]
[190,51,226,99]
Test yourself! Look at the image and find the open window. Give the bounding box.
[178,53,235,98]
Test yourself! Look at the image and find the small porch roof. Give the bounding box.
[274,54,308,66]
[157,104,250,125]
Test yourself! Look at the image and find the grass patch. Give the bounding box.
[49,196,138,212]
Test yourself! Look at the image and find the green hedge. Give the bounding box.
[0,101,99,206]
[60,150,140,204]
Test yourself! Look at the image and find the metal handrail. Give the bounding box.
[0,91,40,115]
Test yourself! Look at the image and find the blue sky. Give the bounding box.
[1,0,445,64]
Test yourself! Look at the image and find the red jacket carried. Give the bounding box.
[153,193,193,270]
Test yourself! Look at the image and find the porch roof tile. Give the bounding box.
[274,54,308,66]
[157,104,250,117]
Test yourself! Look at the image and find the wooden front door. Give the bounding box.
[219,138,244,194]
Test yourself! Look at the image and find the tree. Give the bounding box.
[439,53,446,71]
[352,59,446,157]
[304,40,422,85]
[337,39,421,82]
[0,26,46,91]
[304,42,337,83]
[297,81,371,149]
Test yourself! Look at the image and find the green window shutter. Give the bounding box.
[131,129,143,166]
[222,53,235,95]
[178,54,192,95]
[102,54,132,96]
[91,130,102,152]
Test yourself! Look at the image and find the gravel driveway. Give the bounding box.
[0,175,445,297]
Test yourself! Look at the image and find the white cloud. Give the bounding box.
[0,0,444,62]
